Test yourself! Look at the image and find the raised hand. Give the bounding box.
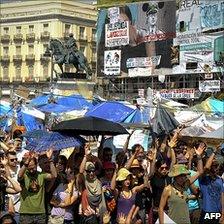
[103,211,111,224]
[0,157,8,166]
[46,148,53,159]
[117,213,126,224]
[194,142,206,156]
[84,143,91,156]
[168,138,178,149]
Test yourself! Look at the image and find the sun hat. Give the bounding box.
[85,161,95,171]
[130,159,141,168]
[103,161,115,170]
[168,164,190,177]
[116,168,131,181]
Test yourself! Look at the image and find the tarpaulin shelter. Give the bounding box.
[56,94,92,111]
[122,108,149,124]
[38,103,76,114]
[85,101,134,122]
[30,94,52,107]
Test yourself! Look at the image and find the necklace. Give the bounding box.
[121,190,132,199]
[172,184,188,202]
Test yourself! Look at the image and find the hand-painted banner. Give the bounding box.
[200,1,224,32]
[104,50,121,75]
[156,88,199,99]
[126,56,161,68]
[108,7,119,24]
[105,21,129,47]
[199,80,220,92]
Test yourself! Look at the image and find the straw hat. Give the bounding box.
[116,168,131,181]
[168,164,190,177]
[130,159,141,168]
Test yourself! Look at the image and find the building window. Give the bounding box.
[92,47,96,60]
[43,65,48,76]
[92,29,96,41]
[28,45,34,54]
[80,46,85,55]
[3,67,9,79]
[16,26,21,34]
[79,27,85,39]
[29,25,34,32]
[28,66,34,78]
[15,66,21,79]
[16,46,21,55]
[43,23,49,31]
[65,24,71,33]
[3,47,9,55]
[3,27,9,34]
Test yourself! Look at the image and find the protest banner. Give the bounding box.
[199,80,221,92]
[104,50,121,75]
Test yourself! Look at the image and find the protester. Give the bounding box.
[18,149,57,224]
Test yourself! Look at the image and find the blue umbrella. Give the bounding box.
[26,132,85,151]
[22,130,49,139]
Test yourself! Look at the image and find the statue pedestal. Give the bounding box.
[59,72,87,79]
[54,72,95,99]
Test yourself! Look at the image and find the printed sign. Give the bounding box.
[128,67,152,77]
[199,80,220,92]
[126,56,161,68]
[105,21,129,47]
[108,7,120,24]
[156,88,199,99]
[104,50,121,75]
[175,0,202,45]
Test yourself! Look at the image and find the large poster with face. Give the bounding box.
[97,1,176,76]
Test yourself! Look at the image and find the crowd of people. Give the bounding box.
[0,127,223,224]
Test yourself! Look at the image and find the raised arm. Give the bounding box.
[79,143,90,174]
[158,186,171,224]
[188,143,205,184]
[45,149,57,180]
[123,130,134,153]
[111,164,118,191]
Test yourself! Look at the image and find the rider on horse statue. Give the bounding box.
[66,33,78,64]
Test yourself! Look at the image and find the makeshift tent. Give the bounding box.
[56,94,92,110]
[192,98,224,115]
[85,101,134,122]
[30,94,52,107]
[38,103,76,114]
[200,125,224,140]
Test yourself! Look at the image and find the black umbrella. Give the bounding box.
[52,116,129,136]
[153,104,179,136]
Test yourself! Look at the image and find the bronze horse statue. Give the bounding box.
[48,38,92,79]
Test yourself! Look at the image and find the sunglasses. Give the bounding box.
[86,169,95,173]
[10,158,18,162]
[160,166,168,170]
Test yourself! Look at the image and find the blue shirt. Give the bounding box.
[199,175,224,212]
[187,170,200,210]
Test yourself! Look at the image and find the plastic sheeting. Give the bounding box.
[56,94,92,110]
[38,103,75,114]
[30,94,52,107]
[85,101,134,122]
[123,108,150,124]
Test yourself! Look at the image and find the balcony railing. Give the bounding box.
[91,35,96,42]
[41,31,50,41]
[26,33,35,42]
[25,54,35,63]
[40,54,50,63]
[1,55,10,63]
[13,55,22,63]
[1,34,10,43]
[13,33,23,42]
[79,35,87,41]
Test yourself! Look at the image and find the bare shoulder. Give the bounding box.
[164,184,172,196]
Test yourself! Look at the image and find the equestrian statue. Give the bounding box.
[48,33,92,79]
